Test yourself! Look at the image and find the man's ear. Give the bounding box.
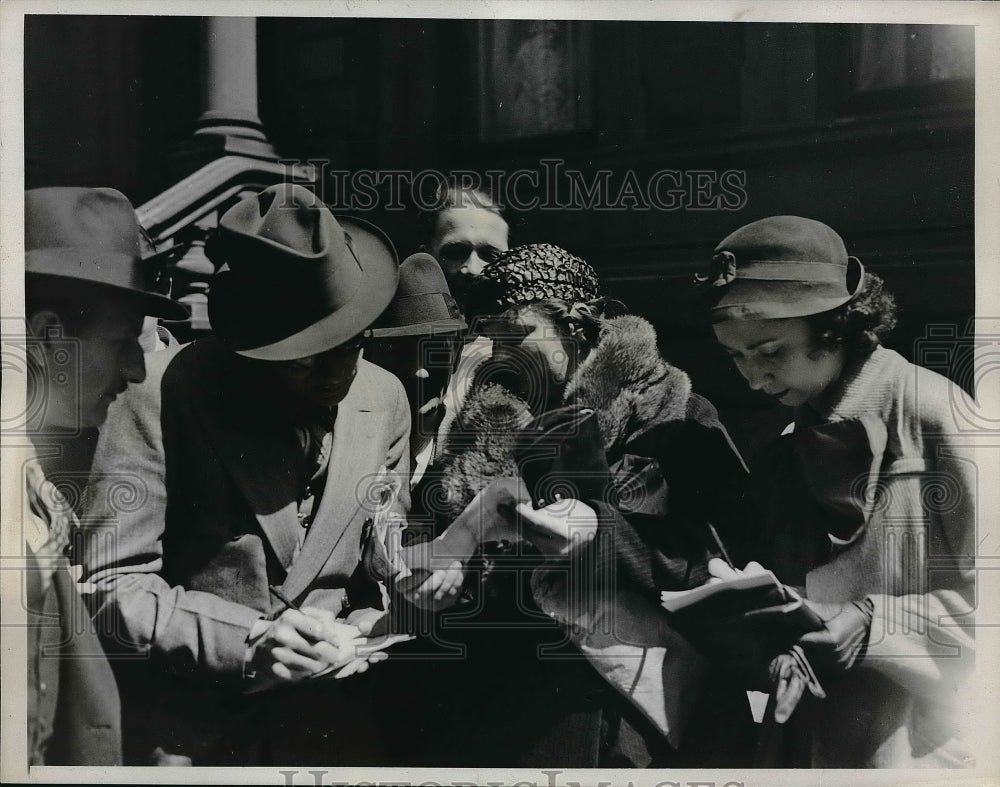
[27,309,62,338]
[26,310,64,366]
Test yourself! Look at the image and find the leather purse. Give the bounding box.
[513,405,611,508]
[669,580,825,689]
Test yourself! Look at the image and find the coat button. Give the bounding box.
[39,681,47,693]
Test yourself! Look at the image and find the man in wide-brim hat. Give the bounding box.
[20,186,187,766]
[78,183,415,764]
[365,252,467,484]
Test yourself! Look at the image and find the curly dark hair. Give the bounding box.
[806,272,898,359]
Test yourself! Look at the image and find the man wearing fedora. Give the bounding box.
[365,252,467,487]
[21,186,188,766]
[79,183,413,764]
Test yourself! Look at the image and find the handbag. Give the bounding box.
[667,578,824,690]
[513,405,611,508]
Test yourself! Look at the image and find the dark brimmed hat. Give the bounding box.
[335,213,399,276]
[368,253,467,338]
[471,243,601,315]
[207,184,399,361]
[699,215,865,322]
[25,187,189,320]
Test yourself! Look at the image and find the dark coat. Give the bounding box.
[437,315,752,595]
[407,315,756,767]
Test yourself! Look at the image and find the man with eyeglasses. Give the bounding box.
[78,184,414,765]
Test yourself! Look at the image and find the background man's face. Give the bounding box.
[429,206,509,309]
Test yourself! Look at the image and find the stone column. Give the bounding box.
[196,16,266,141]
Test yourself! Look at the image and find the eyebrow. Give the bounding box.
[719,336,780,354]
[747,337,780,350]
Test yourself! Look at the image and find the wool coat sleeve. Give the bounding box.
[583,395,753,599]
[859,365,976,703]
[79,348,262,683]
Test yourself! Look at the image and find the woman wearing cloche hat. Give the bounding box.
[696,215,976,768]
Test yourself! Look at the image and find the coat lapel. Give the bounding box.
[280,374,382,600]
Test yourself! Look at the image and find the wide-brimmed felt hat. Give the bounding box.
[470,243,601,316]
[25,187,189,320]
[699,215,865,322]
[368,253,467,338]
[335,213,398,276]
[207,184,399,361]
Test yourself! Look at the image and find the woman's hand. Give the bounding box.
[476,477,530,543]
[515,498,598,557]
[427,479,527,562]
[402,560,466,610]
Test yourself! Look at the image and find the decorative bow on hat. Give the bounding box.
[694,250,738,288]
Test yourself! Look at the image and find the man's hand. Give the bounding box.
[515,498,598,557]
[331,650,389,679]
[334,606,411,679]
[345,606,386,636]
[245,607,361,691]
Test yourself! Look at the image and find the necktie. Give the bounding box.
[295,407,336,539]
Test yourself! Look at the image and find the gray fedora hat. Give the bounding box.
[208,184,399,361]
[368,253,467,338]
[25,187,188,321]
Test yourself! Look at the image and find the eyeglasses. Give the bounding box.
[437,242,503,266]
[283,336,366,371]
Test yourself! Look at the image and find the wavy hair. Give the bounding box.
[806,272,898,359]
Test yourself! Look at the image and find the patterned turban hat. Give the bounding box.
[471,243,601,314]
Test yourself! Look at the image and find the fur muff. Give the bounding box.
[437,382,532,520]
[437,315,693,520]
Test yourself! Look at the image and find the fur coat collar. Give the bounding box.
[438,315,692,518]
